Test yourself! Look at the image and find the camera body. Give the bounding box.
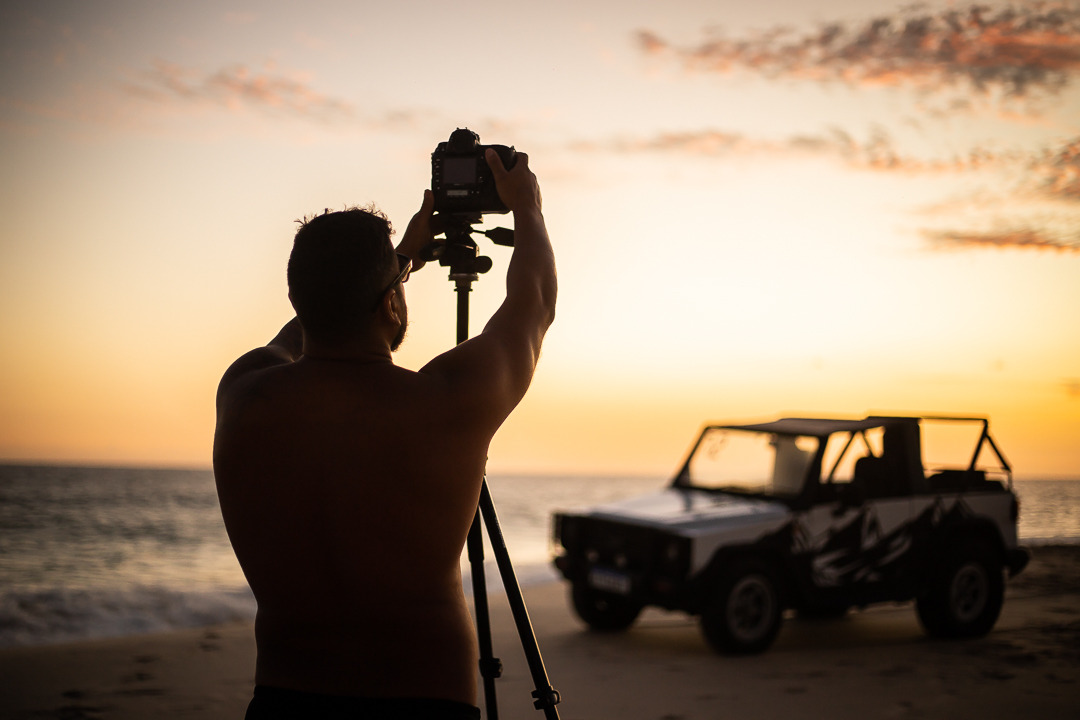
[432,128,516,215]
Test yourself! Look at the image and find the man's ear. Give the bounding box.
[379,288,401,324]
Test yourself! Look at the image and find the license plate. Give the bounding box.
[588,567,631,595]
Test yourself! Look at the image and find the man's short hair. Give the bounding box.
[287,206,396,342]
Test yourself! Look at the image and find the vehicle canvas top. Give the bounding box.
[718,416,918,437]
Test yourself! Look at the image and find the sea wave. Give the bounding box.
[0,559,561,648]
[0,585,256,648]
[1,468,1074,647]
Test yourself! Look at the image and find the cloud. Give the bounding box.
[923,227,1080,251]
[575,125,1078,203]
[571,125,1026,174]
[1031,136,1080,201]
[621,4,1080,255]
[573,127,1080,252]
[638,3,1080,98]
[126,60,354,123]
[571,130,747,155]
[916,136,1080,252]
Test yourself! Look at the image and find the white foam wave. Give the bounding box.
[0,560,561,648]
[0,585,256,648]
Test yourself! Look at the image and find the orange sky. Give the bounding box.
[1,1,1077,478]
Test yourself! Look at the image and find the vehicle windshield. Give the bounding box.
[685,428,818,498]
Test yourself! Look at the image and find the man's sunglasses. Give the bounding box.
[372,253,412,310]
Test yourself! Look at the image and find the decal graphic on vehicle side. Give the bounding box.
[794,495,980,588]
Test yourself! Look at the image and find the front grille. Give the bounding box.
[557,515,690,583]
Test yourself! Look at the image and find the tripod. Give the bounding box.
[429,214,561,720]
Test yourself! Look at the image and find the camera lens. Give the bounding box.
[448,128,480,152]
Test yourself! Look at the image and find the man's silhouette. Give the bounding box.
[214,149,556,719]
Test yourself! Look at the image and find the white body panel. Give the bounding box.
[579,488,1018,586]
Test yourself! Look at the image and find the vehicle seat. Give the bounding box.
[853,455,889,498]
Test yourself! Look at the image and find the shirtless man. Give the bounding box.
[213,149,556,719]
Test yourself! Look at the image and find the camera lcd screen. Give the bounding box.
[443,157,477,185]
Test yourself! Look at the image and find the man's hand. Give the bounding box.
[486,149,541,215]
[397,189,440,271]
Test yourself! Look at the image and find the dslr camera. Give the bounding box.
[432,128,516,215]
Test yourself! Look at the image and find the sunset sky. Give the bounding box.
[1,0,1078,478]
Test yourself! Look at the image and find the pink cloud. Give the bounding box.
[127,60,354,123]
[1032,137,1080,202]
[638,4,1080,98]
[575,126,1078,206]
[923,227,1080,252]
[573,127,1080,253]
[571,130,746,155]
[571,125,1028,174]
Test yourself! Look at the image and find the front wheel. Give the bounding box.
[570,582,643,632]
[700,559,783,654]
[916,542,1004,639]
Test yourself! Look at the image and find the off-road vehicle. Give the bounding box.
[552,415,1030,653]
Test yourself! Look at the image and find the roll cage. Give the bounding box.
[671,415,1013,504]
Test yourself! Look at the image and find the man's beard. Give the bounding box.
[390,306,407,352]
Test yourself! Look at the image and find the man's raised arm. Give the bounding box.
[420,149,557,428]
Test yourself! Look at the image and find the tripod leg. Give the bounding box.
[450,247,557,716]
[478,480,561,719]
[467,509,501,719]
[456,275,505,717]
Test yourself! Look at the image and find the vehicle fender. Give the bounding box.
[690,545,792,612]
[916,518,1007,592]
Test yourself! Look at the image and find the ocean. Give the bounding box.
[0,464,1077,648]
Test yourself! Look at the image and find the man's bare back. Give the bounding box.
[214,150,555,710]
[215,358,498,702]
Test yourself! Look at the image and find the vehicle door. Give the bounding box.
[796,427,916,592]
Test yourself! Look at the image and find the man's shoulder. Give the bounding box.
[216,347,297,410]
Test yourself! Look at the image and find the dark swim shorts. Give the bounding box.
[244,685,481,720]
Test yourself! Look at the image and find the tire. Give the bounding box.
[916,541,1004,639]
[700,559,783,654]
[570,582,643,632]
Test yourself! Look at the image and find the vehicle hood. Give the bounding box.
[580,487,790,534]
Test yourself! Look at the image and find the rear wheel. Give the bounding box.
[700,559,782,654]
[570,582,643,631]
[916,541,1004,639]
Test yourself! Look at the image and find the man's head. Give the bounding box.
[287,206,407,350]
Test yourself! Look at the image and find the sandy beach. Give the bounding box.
[2,545,1077,720]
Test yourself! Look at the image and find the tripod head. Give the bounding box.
[422,213,514,283]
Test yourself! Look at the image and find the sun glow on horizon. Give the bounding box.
[1,0,1077,476]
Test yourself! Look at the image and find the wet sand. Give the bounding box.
[2,545,1077,719]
